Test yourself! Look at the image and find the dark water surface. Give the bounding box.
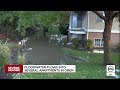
[26,38,64,65]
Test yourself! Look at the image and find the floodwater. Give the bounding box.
[25,38,64,65]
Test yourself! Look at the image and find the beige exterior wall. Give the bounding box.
[88,11,119,30]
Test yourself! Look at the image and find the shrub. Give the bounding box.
[0,40,5,44]
[49,35,63,47]
[59,23,69,35]
[18,53,26,65]
[84,39,93,51]
[8,43,20,49]
[62,38,67,46]
[0,44,10,69]
[116,42,120,52]
[71,38,80,49]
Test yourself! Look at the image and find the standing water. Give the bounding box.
[25,38,64,65]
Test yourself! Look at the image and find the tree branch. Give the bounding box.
[110,11,119,19]
[92,11,107,21]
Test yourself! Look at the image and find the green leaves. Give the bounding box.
[0,11,68,36]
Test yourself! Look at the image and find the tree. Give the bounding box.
[59,11,70,42]
[43,26,48,37]
[0,11,65,40]
[92,11,119,65]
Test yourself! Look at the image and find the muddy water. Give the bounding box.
[25,38,64,65]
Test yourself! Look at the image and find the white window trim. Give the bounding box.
[69,12,72,29]
[88,29,120,33]
[87,11,89,40]
[70,31,86,34]
[94,38,104,47]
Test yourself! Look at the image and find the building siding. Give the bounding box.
[88,11,119,30]
[88,32,120,48]
[69,11,119,49]
[88,32,103,47]
[111,33,120,48]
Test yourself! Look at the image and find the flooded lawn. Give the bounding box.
[25,38,64,65]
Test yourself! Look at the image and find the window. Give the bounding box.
[96,11,104,23]
[94,38,104,47]
[71,12,83,28]
[71,13,77,28]
[77,13,82,28]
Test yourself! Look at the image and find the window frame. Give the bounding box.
[94,38,104,47]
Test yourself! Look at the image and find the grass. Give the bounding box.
[17,47,120,79]
[8,43,20,49]
[18,53,26,65]
[0,43,10,69]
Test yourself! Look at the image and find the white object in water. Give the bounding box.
[115,69,120,73]
[67,42,73,45]
[87,51,91,53]
[27,48,32,51]
[113,75,120,79]
[18,38,28,45]
[18,41,22,45]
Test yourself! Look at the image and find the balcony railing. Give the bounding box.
[70,27,87,31]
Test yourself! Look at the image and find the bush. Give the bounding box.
[0,44,10,70]
[62,38,67,46]
[71,38,80,49]
[116,43,120,52]
[0,40,5,44]
[84,39,93,51]
[18,54,26,65]
[8,43,20,49]
[59,23,69,35]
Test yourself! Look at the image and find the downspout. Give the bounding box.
[87,11,89,40]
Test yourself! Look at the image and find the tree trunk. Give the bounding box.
[103,19,114,65]
[43,30,46,37]
[43,26,48,37]
[2,23,9,40]
[67,33,69,43]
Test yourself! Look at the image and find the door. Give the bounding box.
[78,34,85,47]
